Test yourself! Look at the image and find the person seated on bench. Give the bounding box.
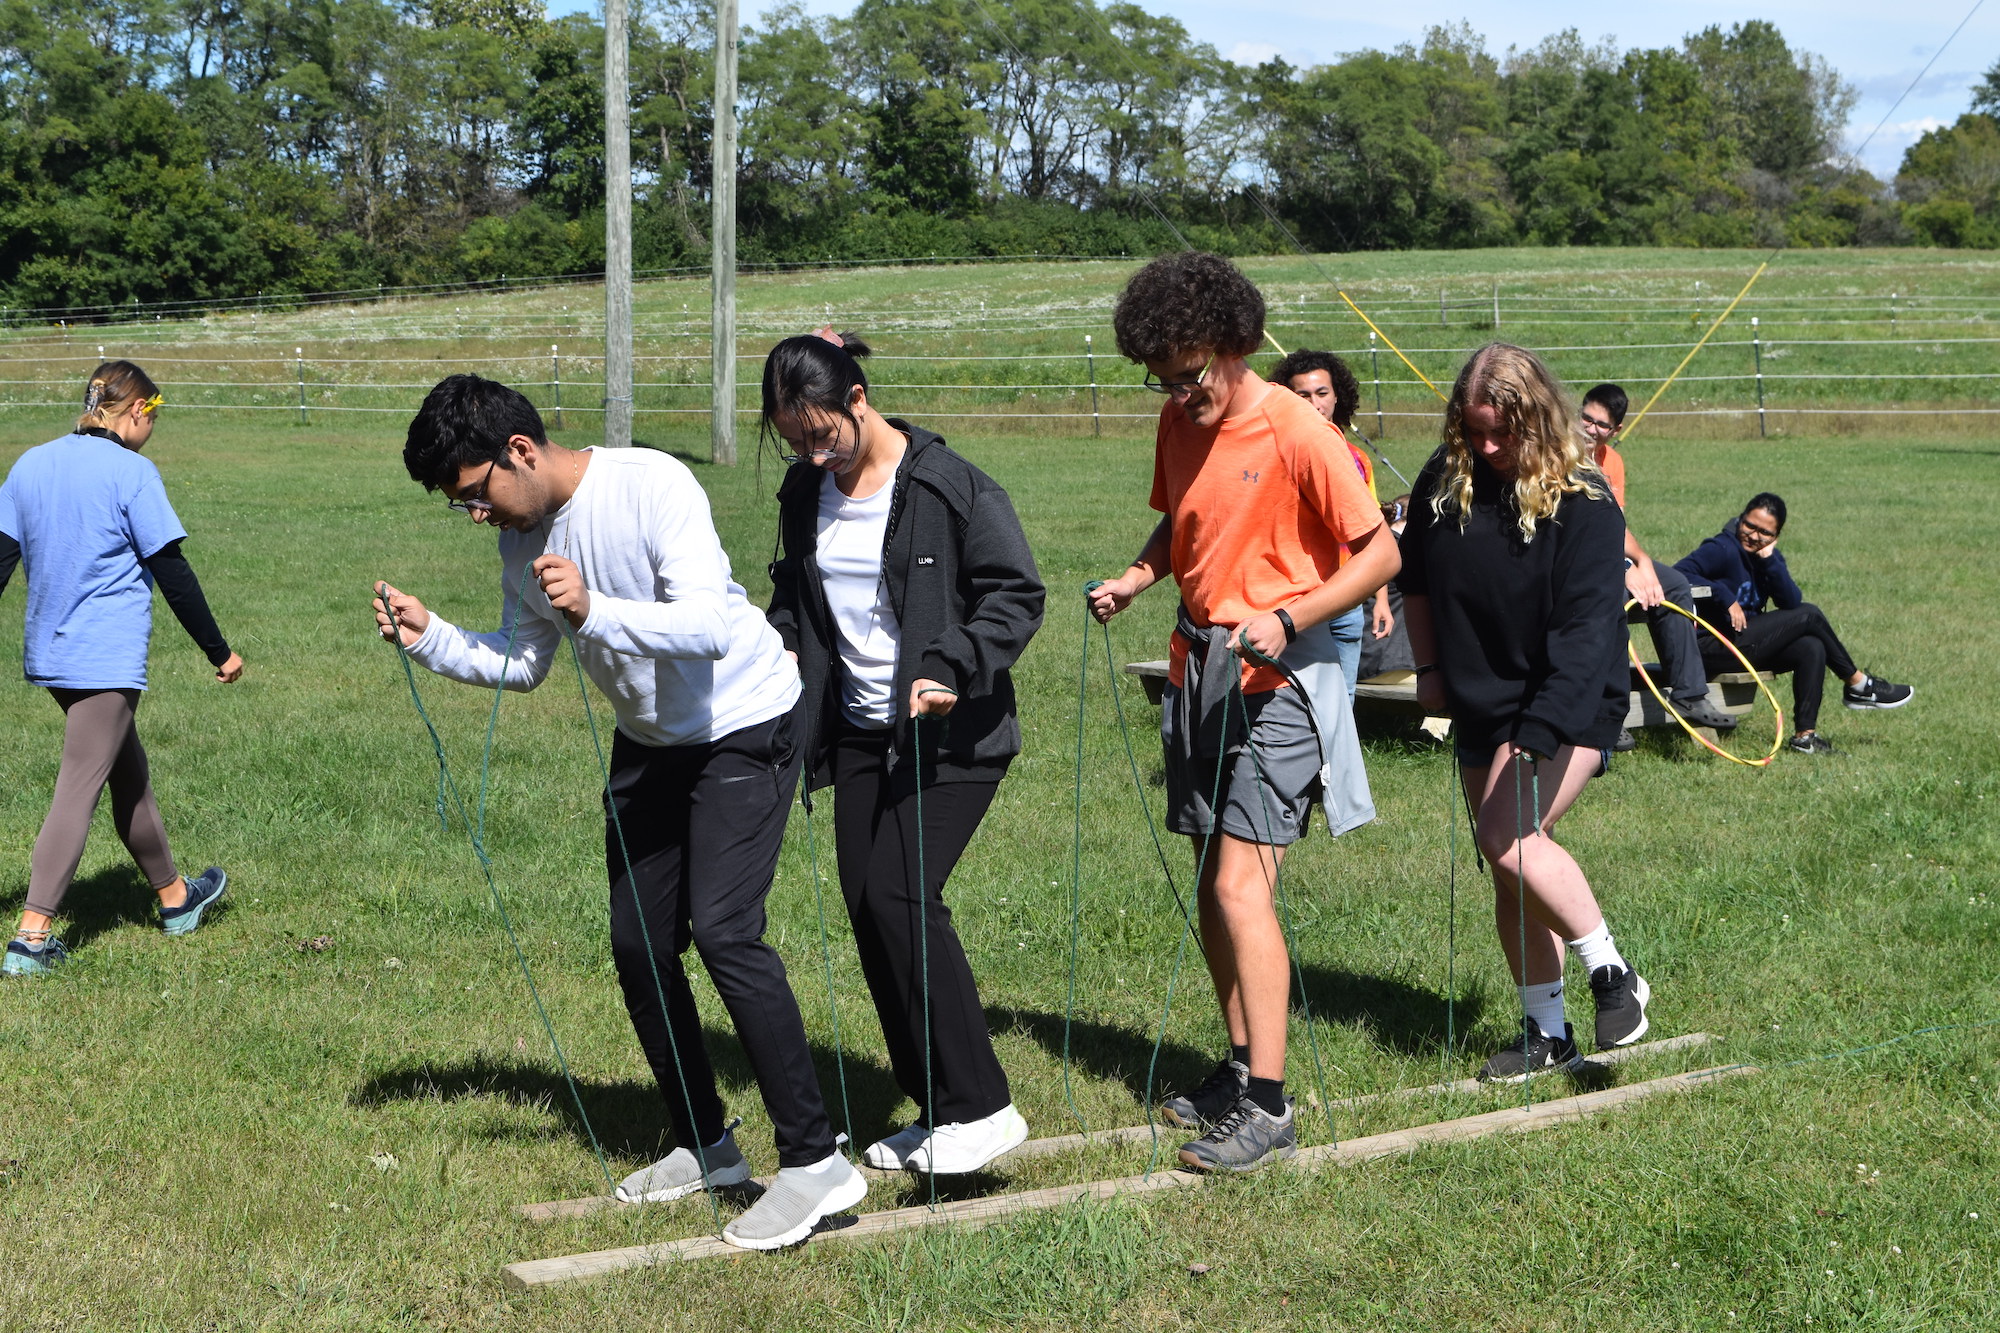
[1674,491,1913,756]
[1271,349,1396,699]
[1357,494,1413,681]
[1578,384,1736,749]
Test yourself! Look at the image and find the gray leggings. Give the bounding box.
[25,689,178,918]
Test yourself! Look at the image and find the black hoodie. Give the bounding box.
[766,422,1045,792]
[1400,452,1628,758]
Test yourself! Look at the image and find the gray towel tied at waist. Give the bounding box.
[1173,602,1245,760]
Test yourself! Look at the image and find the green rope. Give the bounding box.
[1062,591,1095,1135]
[912,711,937,1209]
[1232,639,1338,1149]
[800,783,857,1158]
[1445,752,1459,1064]
[563,630,725,1234]
[379,577,615,1198]
[1141,675,1234,1177]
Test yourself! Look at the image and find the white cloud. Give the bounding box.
[1229,41,1292,67]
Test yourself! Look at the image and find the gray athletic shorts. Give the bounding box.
[1160,683,1320,846]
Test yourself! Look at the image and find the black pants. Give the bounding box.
[1640,560,1708,704]
[831,722,1011,1126]
[1701,602,1857,733]
[605,707,835,1168]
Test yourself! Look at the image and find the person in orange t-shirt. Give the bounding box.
[1089,253,1399,1174]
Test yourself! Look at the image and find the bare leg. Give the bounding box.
[1460,743,1605,987]
[1193,833,1291,1081]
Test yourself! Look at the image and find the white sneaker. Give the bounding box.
[614,1126,751,1203]
[721,1152,868,1250]
[862,1122,931,1170]
[904,1103,1029,1175]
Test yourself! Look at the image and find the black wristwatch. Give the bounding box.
[1273,607,1298,644]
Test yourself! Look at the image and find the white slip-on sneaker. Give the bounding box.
[862,1122,930,1170]
[904,1103,1029,1175]
[721,1152,868,1250]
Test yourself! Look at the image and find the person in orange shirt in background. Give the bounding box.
[1090,254,1399,1173]
[1579,384,1738,749]
[1271,349,1397,698]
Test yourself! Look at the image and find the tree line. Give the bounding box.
[3,0,1995,313]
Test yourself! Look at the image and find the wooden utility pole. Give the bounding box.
[604,0,633,447]
[710,0,739,464]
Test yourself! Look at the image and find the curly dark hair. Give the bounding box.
[403,373,548,492]
[1269,348,1362,433]
[1111,251,1266,364]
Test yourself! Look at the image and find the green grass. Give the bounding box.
[1,406,1997,1329]
[3,247,1999,432]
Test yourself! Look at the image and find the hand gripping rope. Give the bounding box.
[1624,597,1787,767]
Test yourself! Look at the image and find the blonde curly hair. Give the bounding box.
[1431,342,1605,542]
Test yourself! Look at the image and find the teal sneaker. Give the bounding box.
[4,936,68,977]
[159,867,227,936]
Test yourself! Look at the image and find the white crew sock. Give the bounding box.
[791,1149,847,1176]
[1520,980,1567,1038]
[1567,921,1628,975]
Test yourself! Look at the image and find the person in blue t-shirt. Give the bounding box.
[0,361,243,977]
[1674,491,1911,756]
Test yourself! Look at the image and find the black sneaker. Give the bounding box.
[1477,1019,1583,1084]
[1160,1059,1248,1131]
[1588,965,1651,1049]
[1671,696,1739,730]
[1612,728,1637,753]
[1787,732,1836,755]
[1177,1094,1297,1173]
[1843,675,1913,711]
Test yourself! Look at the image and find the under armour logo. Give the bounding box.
[917,555,936,566]
[1242,469,1260,483]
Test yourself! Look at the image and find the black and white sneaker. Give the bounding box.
[1588,965,1651,1049]
[1612,728,1637,753]
[1787,732,1836,755]
[1843,674,1913,711]
[1161,1058,1248,1131]
[1477,1019,1583,1084]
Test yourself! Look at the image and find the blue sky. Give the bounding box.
[549,1,1999,181]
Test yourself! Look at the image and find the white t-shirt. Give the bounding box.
[816,470,901,728]
[409,447,800,747]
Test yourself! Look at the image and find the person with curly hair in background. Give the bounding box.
[1089,254,1398,1172]
[1399,343,1653,1083]
[1271,348,1396,696]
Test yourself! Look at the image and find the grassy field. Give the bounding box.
[0,389,1995,1330]
[2,247,2000,433]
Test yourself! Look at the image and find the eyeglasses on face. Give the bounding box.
[1579,412,1616,433]
[1143,352,1216,398]
[447,457,499,514]
[1739,518,1779,541]
[778,422,843,466]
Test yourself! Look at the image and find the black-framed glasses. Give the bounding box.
[1579,411,1617,434]
[777,423,842,466]
[1739,518,1779,541]
[1143,352,1216,398]
[447,458,499,514]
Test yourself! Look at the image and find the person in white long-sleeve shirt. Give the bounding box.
[373,374,864,1250]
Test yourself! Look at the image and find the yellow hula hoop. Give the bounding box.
[1624,597,1787,767]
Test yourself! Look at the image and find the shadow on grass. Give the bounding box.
[1294,963,1489,1058]
[349,1027,905,1161]
[0,864,174,952]
[986,1004,1218,1100]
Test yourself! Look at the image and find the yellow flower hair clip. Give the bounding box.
[140,393,164,416]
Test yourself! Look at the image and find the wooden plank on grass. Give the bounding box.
[503,1060,1754,1287]
[512,1032,1716,1223]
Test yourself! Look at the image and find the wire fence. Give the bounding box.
[6,285,1996,438]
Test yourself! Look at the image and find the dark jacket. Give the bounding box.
[1400,454,1628,758]
[1674,521,1802,633]
[766,421,1045,792]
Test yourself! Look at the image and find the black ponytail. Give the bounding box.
[758,332,873,454]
